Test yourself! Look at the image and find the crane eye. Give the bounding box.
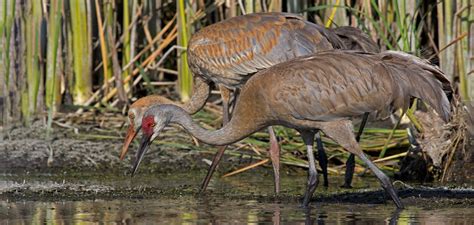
[150,122,155,128]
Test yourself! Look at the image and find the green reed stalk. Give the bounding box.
[370,0,399,49]
[456,1,468,100]
[468,1,474,99]
[69,0,92,105]
[122,0,131,87]
[0,1,13,127]
[245,0,254,13]
[0,1,7,57]
[104,0,115,95]
[177,0,192,102]
[23,0,42,124]
[45,0,63,132]
[394,0,409,51]
[325,0,340,27]
[444,1,455,81]
[0,1,5,127]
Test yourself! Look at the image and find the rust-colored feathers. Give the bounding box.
[188,13,348,89]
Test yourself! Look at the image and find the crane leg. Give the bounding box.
[199,145,227,193]
[199,86,232,193]
[342,112,369,188]
[315,132,328,187]
[267,126,280,194]
[320,120,404,209]
[300,131,319,207]
[220,86,231,124]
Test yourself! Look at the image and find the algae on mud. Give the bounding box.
[1,171,474,204]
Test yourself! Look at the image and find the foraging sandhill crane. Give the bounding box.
[120,12,379,193]
[131,50,452,208]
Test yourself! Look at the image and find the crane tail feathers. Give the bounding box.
[382,51,452,122]
[333,26,380,53]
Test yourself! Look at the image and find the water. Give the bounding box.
[2,199,473,224]
[1,172,473,224]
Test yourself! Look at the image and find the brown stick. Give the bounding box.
[95,0,110,95]
[428,32,468,60]
[123,15,177,71]
[222,159,270,178]
[106,16,127,105]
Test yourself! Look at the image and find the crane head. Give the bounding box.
[131,106,172,176]
[120,96,176,160]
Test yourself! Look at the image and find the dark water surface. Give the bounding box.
[2,199,473,224]
[1,172,473,224]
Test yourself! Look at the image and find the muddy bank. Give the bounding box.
[0,121,238,173]
[1,179,473,208]
[0,170,473,208]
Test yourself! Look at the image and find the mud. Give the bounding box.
[0,121,219,173]
[1,171,473,209]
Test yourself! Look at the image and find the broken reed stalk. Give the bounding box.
[441,101,467,182]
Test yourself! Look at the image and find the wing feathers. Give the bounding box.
[380,51,452,122]
[243,50,451,122]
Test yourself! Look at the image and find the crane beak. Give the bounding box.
[119,125,140,160]
[131,133,152,176]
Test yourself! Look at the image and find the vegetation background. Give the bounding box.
[0,0,472,181]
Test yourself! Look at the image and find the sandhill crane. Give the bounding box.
[120,12,380,193]
[131,50,451,208]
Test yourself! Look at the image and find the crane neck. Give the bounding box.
[182,76,211,114]
[169,105,264,146]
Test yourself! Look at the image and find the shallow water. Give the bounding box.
[2,199,474,224]
[1,172,473,224]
